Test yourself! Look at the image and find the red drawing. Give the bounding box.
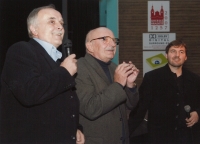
[151,5,164,25]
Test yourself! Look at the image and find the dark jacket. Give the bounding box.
[0,39,80,143]
[129,64,200,143]
[75,53,139,144]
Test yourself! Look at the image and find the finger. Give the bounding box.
[126,69,134,76]
[69,53,76,58]
[128,64,135,69]
[187,120,195,127]
[115,63,124,71]
[116,63,130,72]
[76,131,80,142]
[187,122,193,127]
[124,65,135,74]
[73,59,77,63]
[128,61,133,64]
[133,68,139,73]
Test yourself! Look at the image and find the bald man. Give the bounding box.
[75,27,139,144]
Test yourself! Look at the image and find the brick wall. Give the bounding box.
[119,0,200,86]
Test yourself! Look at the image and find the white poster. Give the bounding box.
[143,51,167,75]
[148,1,170,32]
[143,33,176,50]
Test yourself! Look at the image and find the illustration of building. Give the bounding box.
[151,5,164,25]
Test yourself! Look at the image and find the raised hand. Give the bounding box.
[126,61,139,88]
[114,62,135,87]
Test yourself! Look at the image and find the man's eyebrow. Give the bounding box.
[48,17,56,20]
[48,17,64,22]
[60,19,64,23]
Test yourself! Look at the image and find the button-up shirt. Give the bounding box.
[33,38,62,62]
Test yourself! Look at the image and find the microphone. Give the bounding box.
[184,105,191,119]
[62,38,72,58]
[184,105,194,142]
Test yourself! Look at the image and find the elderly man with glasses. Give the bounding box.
[75,27,139,144]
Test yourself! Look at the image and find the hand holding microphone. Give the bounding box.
[61,38,77,76]
[60,54,77,76]
[184,105,199,127]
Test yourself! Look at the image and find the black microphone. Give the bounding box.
[62,38,72,59]
[184,105,191,119]
[184,105,194,142]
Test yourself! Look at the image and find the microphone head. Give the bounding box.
[63,39,72,48]
[184,105,191,113]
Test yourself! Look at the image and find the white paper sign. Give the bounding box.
[143,33,176,50]
[148,1,170,32]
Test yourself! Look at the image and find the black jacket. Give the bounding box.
[129,64,200,143]
[0,39,80,143]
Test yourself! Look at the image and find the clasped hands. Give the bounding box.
[114,61,139,88]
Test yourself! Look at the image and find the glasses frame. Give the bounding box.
[90,36,119,46]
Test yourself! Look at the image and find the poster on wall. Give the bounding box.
[143,51,168,75]
[143,33,176,50]
[148,1,170,32]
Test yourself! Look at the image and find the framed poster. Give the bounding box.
[148,1,170,32]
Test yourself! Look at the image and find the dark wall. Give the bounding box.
[0,0,99,75]
[68,0,99,58]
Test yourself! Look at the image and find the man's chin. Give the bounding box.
[169,63,183,68]
[106,56,114,61]
[54,41,62,48]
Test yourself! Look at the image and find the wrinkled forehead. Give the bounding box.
[91,28,114,38]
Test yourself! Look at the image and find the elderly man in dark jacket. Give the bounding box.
[0,5,84,144]
[129,40,200,143]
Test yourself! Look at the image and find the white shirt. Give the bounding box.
[33,38,62,62]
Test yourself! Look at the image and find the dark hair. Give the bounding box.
[165,39,187,55]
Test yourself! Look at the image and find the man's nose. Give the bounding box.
[57,23,64,30]
[176,51,180,56]
[108,40,116,47]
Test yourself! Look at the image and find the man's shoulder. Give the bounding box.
[77,54,95,65]
[183,68,200,80]
[145,65,166,76]
[7,41,32,54]
[77,56,87,65]
[10,41,30,48]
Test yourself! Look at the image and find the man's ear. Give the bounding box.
[86,42,94,53]
[165,53,167,59]
[30,25,38,36]
[185,56,187,61]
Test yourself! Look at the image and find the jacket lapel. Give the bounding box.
[85,53,111,85]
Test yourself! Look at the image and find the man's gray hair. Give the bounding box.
[27,4,55,38]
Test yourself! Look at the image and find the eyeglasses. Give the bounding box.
[90,36,119,46]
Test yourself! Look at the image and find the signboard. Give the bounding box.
[143,51,167,75]
[148,1,170,32]
[143,33,176,50]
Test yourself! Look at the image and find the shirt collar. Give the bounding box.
[33,38,62,62]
